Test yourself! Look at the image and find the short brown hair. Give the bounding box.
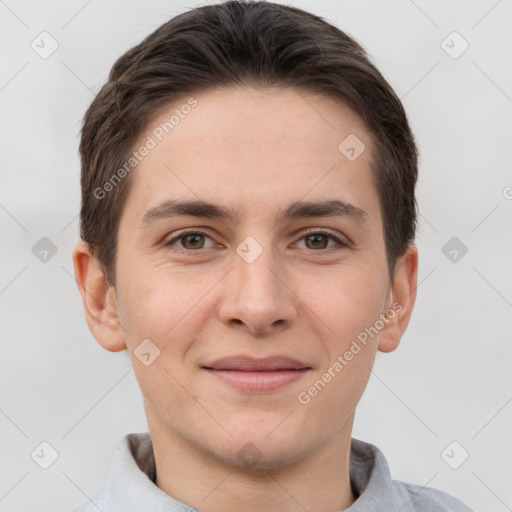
[79,0,418,286]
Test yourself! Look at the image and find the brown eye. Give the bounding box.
[181,233,205,250]
[165,231,215,251]
[304,234,330,249]
[297,230,348,251]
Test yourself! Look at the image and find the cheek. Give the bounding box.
[306,263,387,338]
[116,269,209,422]
[304,264,385,401]
[298,279,380,420]
[116,265,219,406]
[118,264,209,342]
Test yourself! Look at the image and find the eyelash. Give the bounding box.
[164,228,350,253]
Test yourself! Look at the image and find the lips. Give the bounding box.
[202,355,311,372]
[202,355,312,392]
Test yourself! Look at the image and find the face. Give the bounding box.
[79,86,416,469]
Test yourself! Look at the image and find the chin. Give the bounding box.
[214,434,306,471]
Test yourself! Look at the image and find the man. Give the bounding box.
[72,1,472,510]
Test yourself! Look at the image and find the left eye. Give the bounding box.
[296,231,346,250]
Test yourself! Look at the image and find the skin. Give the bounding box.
[73,86,418,512]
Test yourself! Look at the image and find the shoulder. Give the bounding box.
[349,438,473,511]
[69,432,153,512]
[393,480,474,511]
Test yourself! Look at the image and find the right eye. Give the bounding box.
[164,230,217,252]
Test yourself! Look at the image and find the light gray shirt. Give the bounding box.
[73,432,473,511]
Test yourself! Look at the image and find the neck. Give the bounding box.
[146,406,357,512]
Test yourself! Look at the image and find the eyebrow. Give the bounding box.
[138,198,368,228]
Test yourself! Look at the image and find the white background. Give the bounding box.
[1,1,511,511]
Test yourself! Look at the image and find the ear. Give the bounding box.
[72,241,127,352]
[378,244,418,353]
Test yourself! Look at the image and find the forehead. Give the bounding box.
[125,86,381,228]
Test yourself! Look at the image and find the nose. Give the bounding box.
[217,243,298,336]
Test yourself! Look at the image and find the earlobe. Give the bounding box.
[377,244,419,353]
[72,241,127,352]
